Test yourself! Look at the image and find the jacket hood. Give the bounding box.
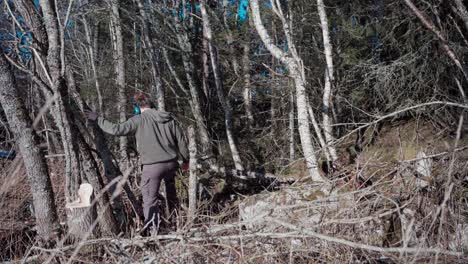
[144,109,174,123]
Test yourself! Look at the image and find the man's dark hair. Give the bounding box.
[134,91,150,108]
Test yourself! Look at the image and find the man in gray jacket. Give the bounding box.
[87,92,189,231]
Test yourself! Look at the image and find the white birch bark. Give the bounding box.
[200,0,244,172]
[289,87,295,161]
[317,0,338,162]
[187,126,197,223]
[307,100,330,161]
[250,0,325,182]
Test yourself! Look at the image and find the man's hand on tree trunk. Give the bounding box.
[84,110,99,121]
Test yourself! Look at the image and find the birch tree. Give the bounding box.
[317,0,338,162]
[250,0,325,182]
[200,0,245,172]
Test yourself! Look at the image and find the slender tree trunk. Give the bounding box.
[171,15,216,167]
[289,86,295,161]
[135,0,165,110]
[107,0,128,166]
[202,36,210,98]
[200,0,244,172]
[82,17,103,112]
[0,54,60,242]
[307,100,330,161]
[317,0,338,162]
[250,0,325,182]
[242,42,254,127]
[187,126,197,223]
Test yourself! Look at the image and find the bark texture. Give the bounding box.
[108,0,128,166]
[34,0,119,236]
[187,126,198,223]
[0,54,60,241]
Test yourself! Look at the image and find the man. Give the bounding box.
[86,92,189,232]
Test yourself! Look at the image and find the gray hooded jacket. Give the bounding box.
[97,109,189,165]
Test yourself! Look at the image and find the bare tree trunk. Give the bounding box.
[107,0,128,167]
[135,0,165,110]
[0,54,60,242]
[289,87,295,161]
[202,36,210,98]
[35,0,119,236]
[200,0,244,172]
[250,0,325,182]
[66,67,139,226]
[242,42,254,127]
[317,0,338,162]
[307,101,329,161]
[171,15,215,167]
[82,17,103,112]
[187,126,197,223]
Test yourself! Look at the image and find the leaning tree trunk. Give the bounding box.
[317,0,338,162]
[250,0,325,182]
[37,0,119,236]
[108,0,128,167]
[0,54,60,242]
[200,0,244,172]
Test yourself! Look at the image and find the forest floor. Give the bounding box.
[0,120,467,263]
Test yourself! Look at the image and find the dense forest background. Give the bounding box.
[0,0,467,263]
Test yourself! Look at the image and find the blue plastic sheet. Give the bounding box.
[238,0,248,22]
[0,149,16,160]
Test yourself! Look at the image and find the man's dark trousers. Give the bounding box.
[141,160,178,228]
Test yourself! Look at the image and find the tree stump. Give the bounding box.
[66,183,99,242]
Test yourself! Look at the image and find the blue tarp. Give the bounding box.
[0,149,16,160]
[238,0,248,22]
